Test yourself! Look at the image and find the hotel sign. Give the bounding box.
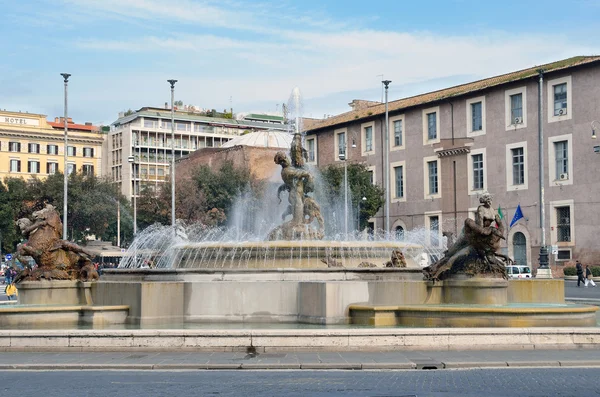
[1,116,40,127]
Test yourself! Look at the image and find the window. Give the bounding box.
[394,165,403,199]
[471,102,482,132]
[428,161,438,195]
[28,161,40,174]
[337,131,346,160]
[10,159,20,172]
[149,168,156,176]
[47,145,58,155]
[67,163,75,175]
[67,146,76,156]
[505,87,527,130]
[554,140,568,179]
[395,226,404,241]
[553,83,567,116]
[83,147,94,158]
[28,143,40,153]
[9,142,20,152]
[547,76,572,122]
[510,93,523,122]
[82,164,94,175]
[429,215,440,247]
[422,107,440,144]
[144,119,157,128]
[367,170,374,185]
[47,162,58,174]
[393,120,403,147]
[364,126,373,152]
[176,122,187,131]
[556,206,571,242]
[511,147,525,185]
[158,168,165,176]
[306,138,316,163]
[472,154,484,190]
[427,113,437,140]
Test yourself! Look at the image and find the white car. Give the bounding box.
[507,265,532,279]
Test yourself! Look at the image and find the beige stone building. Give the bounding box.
[305,56,600,266]
[0,110,105,181]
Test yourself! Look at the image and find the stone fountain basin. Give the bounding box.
[172,240,423,269]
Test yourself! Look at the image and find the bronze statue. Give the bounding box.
[14,204,99,281]
[423,193,512,280]
[268,133,324,240]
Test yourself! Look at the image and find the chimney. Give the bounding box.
[85,122,92,126]
[55,117,59,123]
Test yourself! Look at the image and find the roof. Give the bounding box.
[221,130,292,149]
[306,56,600,132]
[48,121,100,132]
[244,113,285,122]
[113,107,287,131]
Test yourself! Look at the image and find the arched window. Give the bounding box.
[513,231,527,266]
[395,226,405,241]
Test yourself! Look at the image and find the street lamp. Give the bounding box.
[128,154,136,235]
[167,79,178,228]
[60,73,71,240]
[592,120,599,139]
[382,80,391,238]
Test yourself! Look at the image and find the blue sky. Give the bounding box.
[1,0,598,125]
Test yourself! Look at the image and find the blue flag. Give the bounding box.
[509,204,524,228]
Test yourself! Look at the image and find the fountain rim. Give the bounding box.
[173,240,423,250]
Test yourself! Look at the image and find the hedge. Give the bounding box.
[564,266,600,276]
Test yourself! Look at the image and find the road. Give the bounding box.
[0,368,598,397]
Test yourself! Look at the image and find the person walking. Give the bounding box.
[4,282,17,301]
[584,265,596,287]
[576,260,585,287]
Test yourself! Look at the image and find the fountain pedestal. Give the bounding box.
[426,275,508,305]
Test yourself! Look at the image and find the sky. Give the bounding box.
[1,0,599,125]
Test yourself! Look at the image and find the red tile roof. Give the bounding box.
[48,121,99,132]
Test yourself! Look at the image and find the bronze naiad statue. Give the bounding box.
[423,193,512,281]
[14,204,99,281]
[268,133,324,240]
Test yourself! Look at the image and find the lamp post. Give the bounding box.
[382,80,391,238]
[60,73,71,240]
[167,79,178,227]
[128,154,136,235]
[537,70,551,277]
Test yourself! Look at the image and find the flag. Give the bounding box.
[509,204,524,228]
[497,206,504,220]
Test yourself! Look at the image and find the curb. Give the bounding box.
[1,361,599,371]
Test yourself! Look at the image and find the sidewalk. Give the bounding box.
[0,349,599,370]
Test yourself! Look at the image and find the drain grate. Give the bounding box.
[409,358,443,370]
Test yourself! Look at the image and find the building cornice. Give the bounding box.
[0,128,105,144]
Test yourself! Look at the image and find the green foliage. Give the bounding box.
[592,266,600,277]
[319,163,385,230]
[563,266,576,276]
[0,171,129,251]
[123,109,134,116]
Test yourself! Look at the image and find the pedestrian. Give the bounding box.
[584,265,597,288]
[4,267,13,285]
[4,282,17,301]
[576,260,585,287]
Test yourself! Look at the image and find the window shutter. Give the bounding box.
[36,162,40,173]
[17,161,21,172]
[91,148,94,157]
[46,163,50,174]
[17,143,21,152]
[27,161,31,173]
[91,165,95,175]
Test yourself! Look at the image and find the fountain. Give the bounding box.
[1,88,596,331]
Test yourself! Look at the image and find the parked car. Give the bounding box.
[507,265,532,279]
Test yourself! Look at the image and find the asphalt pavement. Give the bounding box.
[1,368,600,397]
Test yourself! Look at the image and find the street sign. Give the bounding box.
[551,245,558,255]
[5,254,12,261]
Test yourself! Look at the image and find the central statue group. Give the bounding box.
[423,193,512,281]
[268,133,325,240]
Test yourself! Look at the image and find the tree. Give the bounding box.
[319,163,385,230]
[123,109,134,116]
